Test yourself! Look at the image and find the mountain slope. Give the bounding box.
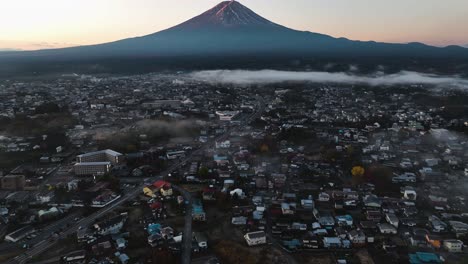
[1,1,468,74]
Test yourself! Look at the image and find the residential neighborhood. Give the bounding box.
[0,73,467,264]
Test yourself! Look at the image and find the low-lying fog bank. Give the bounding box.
[190,70,468,89]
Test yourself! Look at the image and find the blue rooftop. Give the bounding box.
[409,252,442,264]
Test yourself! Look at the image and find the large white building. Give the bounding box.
[5,226,35,243]
[244,231,266,246]
[74,162,112,176]
[74,149,122,176]
[443,239,463,253]
[77,149,122,165]
[215,111,240,122]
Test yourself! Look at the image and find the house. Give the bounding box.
[313,229,329,236]
[392,172,416,183]
[425,158,440,167]
[366,210,382,222]
[402,186,417,200]
[335,215,353,227]
[153,180,173,197]
[281,202,295,215]
[244,231,266,246]
[0,207,8,216]
[318,192,330,202]
[38,207,62,220]
[0,174,25,191]
[317,215,335,227]
[385,213,399,228]
[160,227,174,240]
[148,233,163,247]
[410,229,429,247]
[115,238,127,250]
[94,215,126,236]
[428,215,447,233]
[377,223,397,235]
[194,232,208,249]
[449,221,468,237]
[363,194,382,208]
[301,198,314,210]
[215,140,231,149]
[302,232,320,249]
[67,179,80,191]
[77,227,95,243]
[283,239,302,250]
[323,237,342,248]
[360,221,377,230]
[344,199,357,207]
[117,253,130,264]
[403,206,418,217]
[232,216,248,225]
[331,227,345,240]
[443,239,463,253]
[36,191,55,204]
[292,222,308,231]
[202,187,217,201]
[348,229,366,246]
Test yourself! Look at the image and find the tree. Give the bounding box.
[54,185,71,203]
[99,174,121,193]
[35,102,61,115]
[198,167,209,179]
[351,166,365,177]
[366,165,396,193]
[351,166,365,185]
[260,143,269,153]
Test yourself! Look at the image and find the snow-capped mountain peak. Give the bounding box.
[172,1,281,29]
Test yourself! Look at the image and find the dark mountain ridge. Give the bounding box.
[1,1,467,75]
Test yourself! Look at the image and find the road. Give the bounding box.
[0,210,82,256]
[172,185,193,264]
[6,97,268,264]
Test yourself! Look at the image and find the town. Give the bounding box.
[0,73,467,264]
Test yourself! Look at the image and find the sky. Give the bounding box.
[1,0,467,50]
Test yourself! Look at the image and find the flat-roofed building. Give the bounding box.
[215,111,240,122]
[244,231,266,246]
[74,162,111,176]
[5,226,35,243]
[443,239,463,252]
[0,174,25,191]
[75,149,122,176]
[77,149,122,165]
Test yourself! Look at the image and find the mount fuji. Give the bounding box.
[1,1,468,74]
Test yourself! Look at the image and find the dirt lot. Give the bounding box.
[295,253,334,264]
[355,249,375,264]
[213,240,297,264]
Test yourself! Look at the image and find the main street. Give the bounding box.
[7,97,267,264]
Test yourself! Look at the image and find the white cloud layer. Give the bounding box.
[190,70,468,88]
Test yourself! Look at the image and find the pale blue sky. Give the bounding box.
[1,0,467,50]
